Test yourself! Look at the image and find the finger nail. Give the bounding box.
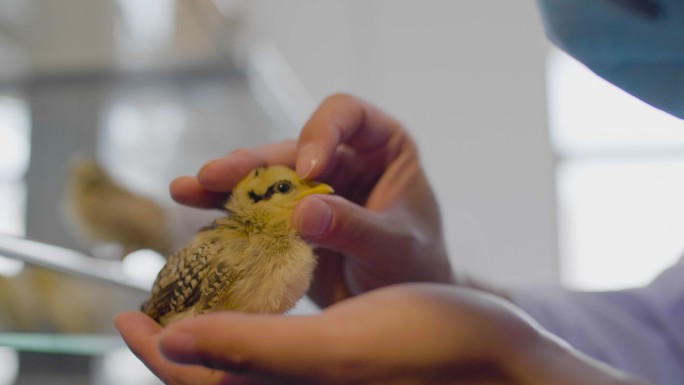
[293,196,333,239]
[296,144,320,179]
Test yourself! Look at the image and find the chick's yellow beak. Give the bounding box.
[296,181,334,200]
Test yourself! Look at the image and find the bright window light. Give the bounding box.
[557,159,684,290]
[0,95,29,275]
[0,95,30,180]
[0,348,19,385]
[0,182,25,237]
[100,347,162,385]
[100,88,186,197]
[121,249,166,290]
[114,0,176,53]
[547,49,684,155]
[548,49,684,290]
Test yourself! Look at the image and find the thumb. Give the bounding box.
[157,312,338,382]
[292,195,414,262]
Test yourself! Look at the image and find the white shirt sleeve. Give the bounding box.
[509,257,684,385]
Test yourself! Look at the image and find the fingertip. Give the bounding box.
[113,311,136,330]
[197,157,221,177]
[158,313,257,369]
[296,144,323,179]
[196,151,265,191]
[114,311,163,352]
[293,195,334,239]
[196,157,230,188]
[294,195,396,261]
[169,176,195,195]
[114,311,154,328]
[170,176,228,209]
[196,158,227,189]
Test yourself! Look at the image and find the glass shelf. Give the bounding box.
[0,333,123,356]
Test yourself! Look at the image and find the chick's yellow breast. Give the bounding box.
[201,222,315,314]
[142,211,317,326]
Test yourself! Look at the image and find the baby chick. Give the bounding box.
[65,158,172,257]
[141,165,333,326]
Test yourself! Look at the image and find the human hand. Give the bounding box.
[116,284,645,385]
[170,94,454,307]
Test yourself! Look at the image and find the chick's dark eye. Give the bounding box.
[276,182,292,193]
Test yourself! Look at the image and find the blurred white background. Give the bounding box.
[0,0,557,289]
[245,1,557,286]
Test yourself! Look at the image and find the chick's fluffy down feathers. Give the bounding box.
[141,165,333,326]
[65,159,172,256]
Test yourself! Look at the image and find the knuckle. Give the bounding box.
[404,224,428,254]
[199,351,255,375]
[223,354,255,375]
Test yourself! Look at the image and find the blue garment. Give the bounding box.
[512,3,684,383]
[537,0,684,118]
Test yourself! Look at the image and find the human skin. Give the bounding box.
[170,94,455,307]
[116,284,645,385]
[117,94,646,385]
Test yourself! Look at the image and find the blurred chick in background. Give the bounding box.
[0,268,113,333]
[65,158,172,258]
[0,158,166,333]
[0,158,167,333]
[141,165,333,326]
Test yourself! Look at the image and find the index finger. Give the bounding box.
[157,312,344,383]
[114,311,167,371]
[170,176,228,209]
[295,93,404,179]
[171,141,297,208]
[196,141,297,193]
[114,312,231,385]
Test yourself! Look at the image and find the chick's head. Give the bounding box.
[226,165,334,220]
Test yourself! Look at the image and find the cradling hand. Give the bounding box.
[170,94,454,307]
